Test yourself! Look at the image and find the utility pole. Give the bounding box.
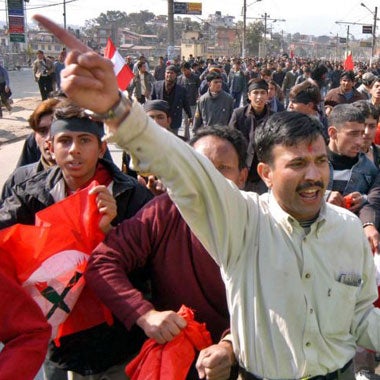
[374,6,378,57]
[242,0,262,59]
[63,0,66,29]
[361,3,379,58]
[242,0,247,58]
[336,10,379,58]
[168,0,174,48]
[335,22,355,57]
[263,12,268,56]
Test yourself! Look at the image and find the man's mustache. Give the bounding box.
[296,181,324,192]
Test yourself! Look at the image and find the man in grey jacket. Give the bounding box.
[193,71,234,132]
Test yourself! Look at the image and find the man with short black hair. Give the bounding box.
[281,64,298,108]
[229,78,272,193]
[325,70,365,108]
[369,77,380,113]
[357,72,377,100]
[151,65,192,135]
[153,56,165,81]
[326,104,378,216]
[33,50,54,100]
[129,61,155,104]
[177,62,200,139]
[193,71,234,132]
[132,55,149,75]
[228,60,247,108]
[143,99,172,130]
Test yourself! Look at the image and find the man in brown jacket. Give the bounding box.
[325,70,365,111]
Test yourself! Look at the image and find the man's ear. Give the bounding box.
[237,167,249,190]
[99,141,107,158]
[328,126,337,140]
[257,162,273,188]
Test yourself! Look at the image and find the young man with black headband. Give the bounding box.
[0,99,153,379]
[229,78,273,193]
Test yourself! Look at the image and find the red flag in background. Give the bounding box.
[0,181,111,344]
[104,37,134,90]
[344,53,354,71]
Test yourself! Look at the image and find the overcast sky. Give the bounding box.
[15,0,379,39]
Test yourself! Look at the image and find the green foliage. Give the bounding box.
[83,10,156,36]
[246,21,264,55]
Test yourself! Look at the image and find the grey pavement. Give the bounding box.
[0,68,41,146]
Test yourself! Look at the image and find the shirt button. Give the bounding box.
[306,342,311,347]
[305,273,311,279]
[310,308,314,314]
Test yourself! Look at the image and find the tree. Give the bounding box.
[83,11,128,39]
[246,21,264,56]
[126,11,155,35]
[268,32,283,55]
[96,11,128,27]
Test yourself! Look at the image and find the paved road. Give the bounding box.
[9,68,40,99]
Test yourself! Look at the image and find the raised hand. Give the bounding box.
[32,15,120,114]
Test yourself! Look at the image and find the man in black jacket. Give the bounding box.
[151,65,192,135]
[0,99,153,380]
[229,78,273,193]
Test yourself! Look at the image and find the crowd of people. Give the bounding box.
[1,13,380,380]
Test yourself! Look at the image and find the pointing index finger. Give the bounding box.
[32,14,92,53]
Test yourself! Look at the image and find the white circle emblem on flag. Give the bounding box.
[23,250,88,338]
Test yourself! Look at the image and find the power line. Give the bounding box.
[26,0,78,11]
[0,0,78,12]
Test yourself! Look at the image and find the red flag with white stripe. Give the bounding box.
[104,37,134,90]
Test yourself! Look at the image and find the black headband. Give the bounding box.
[50,117,104,138]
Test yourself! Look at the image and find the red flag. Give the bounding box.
[104,37,134,90]
[126,305,212,380]
[0,181,112,343]
[344,53,354,71]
